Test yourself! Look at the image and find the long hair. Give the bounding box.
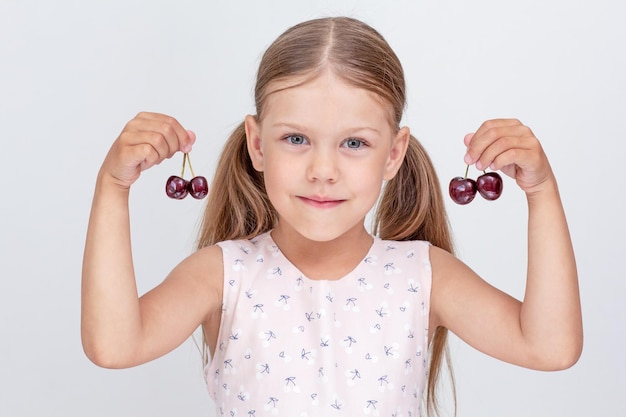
[196,16,455,416]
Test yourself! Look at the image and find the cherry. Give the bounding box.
[188,176,209,199]
[449,177,477,205]
[165,152,208,200]
[449,164,477,205]
[166,176,189,199]
[477,171,503,200]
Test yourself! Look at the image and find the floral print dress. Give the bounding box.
[206,231,432,417]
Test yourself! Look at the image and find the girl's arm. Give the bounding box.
[430,119,583,371]
[81,112,222,369]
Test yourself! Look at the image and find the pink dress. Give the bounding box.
[206,231,432,416]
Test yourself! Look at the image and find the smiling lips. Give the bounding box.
[298,195,345,208]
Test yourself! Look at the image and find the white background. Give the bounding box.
[1,0,624,416]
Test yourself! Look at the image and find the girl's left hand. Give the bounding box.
[463,119,553,195]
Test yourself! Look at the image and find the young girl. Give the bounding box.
[81,16,582,416]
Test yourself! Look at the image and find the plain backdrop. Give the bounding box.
[1,0,624,416]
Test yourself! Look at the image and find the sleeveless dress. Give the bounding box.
[205,231,432,416]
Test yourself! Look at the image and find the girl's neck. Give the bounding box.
[270,222,373,280]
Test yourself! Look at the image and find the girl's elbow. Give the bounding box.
[81,335,135,369]
[536,337,583,371]
[82,342,122,369]
[556,340,583,370]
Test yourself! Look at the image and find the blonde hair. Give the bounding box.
[197,16,455,416]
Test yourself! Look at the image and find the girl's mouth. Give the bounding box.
[298,195,345,208]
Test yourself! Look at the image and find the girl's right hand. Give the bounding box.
[99,112,195,190]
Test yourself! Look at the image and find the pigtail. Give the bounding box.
[196,121,277,249]
[374,134,456,417]
[196,121,277,368]
[374,135,453,251]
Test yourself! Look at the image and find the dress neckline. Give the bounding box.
[259,230,380,283]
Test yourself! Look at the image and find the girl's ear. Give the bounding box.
[245,115,264,172]
[383,126,410,180]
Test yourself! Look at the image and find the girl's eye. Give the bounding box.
[286,135,307,145]
[344,138,365,149]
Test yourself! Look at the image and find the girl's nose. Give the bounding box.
[306,149,339,183]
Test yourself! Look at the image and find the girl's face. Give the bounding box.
[245,70,409,243]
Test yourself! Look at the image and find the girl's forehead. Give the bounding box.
[260,71,397,128]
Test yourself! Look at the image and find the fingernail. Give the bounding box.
[464,153,473,164]
[475,160,483,170]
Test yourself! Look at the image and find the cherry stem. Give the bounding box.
[179,153,197,178]
[463,164,470,179]
[181,152,187,177]
[186,153,196,178]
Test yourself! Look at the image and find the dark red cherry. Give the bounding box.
[165,175,189,199]
[477,172,503,200]
[188,176,209,199]
[449,176,477,205]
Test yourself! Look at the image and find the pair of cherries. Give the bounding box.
[165,153,208,200]
[449,165,503,205]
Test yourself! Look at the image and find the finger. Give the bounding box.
[136,143,164,172]
[467,119,525,156]
[472,118,524,139]
[117,129,175,163]
[474,133,532,171]
[136,112,191,151]
[126,141,180,174]
[465,122,532,168]
[124,120,191,157]
[463,133,474,147]
[127,112,193,153]
[185,129,196,152]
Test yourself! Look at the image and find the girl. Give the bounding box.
[81,16,582,416]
